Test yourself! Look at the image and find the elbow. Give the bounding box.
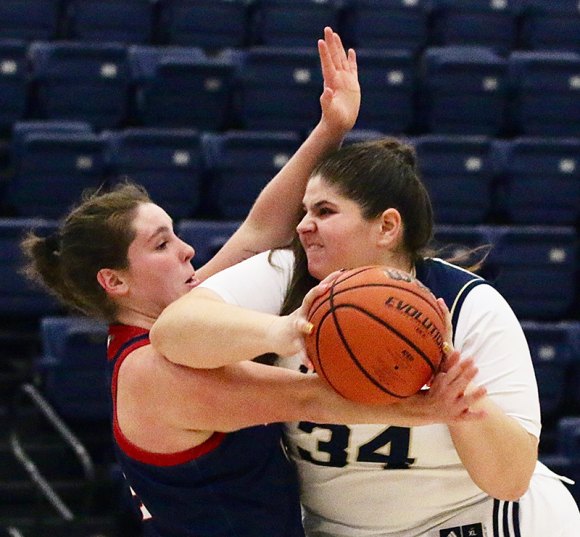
[149,314,175,361]
[487,478,531,502]
[475,460,535,501]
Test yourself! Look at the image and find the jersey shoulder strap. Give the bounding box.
[416,258,492,345]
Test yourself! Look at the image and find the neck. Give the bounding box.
[115,306,157,330]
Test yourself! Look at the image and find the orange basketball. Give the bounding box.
[305,266,447,405]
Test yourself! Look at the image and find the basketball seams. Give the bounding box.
[314,306,406,400]
[333,303,440,375]
[309,281,445,326]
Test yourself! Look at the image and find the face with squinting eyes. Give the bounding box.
[296,175,385,280]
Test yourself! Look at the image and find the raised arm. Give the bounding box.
[197,27,360,281]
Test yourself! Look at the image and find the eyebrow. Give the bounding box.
[145,225,172,243]
[303,200,335,211]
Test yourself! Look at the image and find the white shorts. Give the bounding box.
[305,464,579,537]
[427,466,579,537]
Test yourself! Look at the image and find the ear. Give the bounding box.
[97,268,129,297]
[377,208,403,248]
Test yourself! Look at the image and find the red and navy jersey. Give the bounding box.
[107,324,305,537]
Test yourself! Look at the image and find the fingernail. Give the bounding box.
[442,342,451,354]
[305,322,314,335]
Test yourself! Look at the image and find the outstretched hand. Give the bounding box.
[318,26,360,133]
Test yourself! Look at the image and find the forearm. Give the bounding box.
[448,396,538,500]
[150,289,283,369]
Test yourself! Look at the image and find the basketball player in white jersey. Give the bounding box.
[152,138,580,536]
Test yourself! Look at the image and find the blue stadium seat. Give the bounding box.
[494,137,580,226]
[37,316,110,421]
[0,0,60,41]
[105,127,204,220]
[520,0,580,53]
[567,322,580,413]
[158,0,249,49]
[343,129,386,145]
[343,0,429,55]
[507,51,580,137]
[251,0,341,47]
[11,119,94,150]
[487,226,578,320]
[0,218,62,319]
[30,41,132,130]
[202,130,302,219]
[235,47,323,131]
[5,125,107,218]
[176,219,241,267]
[555,416,580,460]
[430,0,519,54]
[63,0,155,45]
[355,49,415,134]
[418,46,508,136]
[129,45,240,130]
[0,40,29,134]
[413,135,495,224]
[521,320,575,423]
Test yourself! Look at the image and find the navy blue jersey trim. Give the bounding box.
[112,333,149,363]
[502,500,511,537]
[450,279,488,346]
[492,499,520,537]
[512,502,521,537]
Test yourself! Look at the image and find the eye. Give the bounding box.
[155,240,168,250]
[317,206,334,217]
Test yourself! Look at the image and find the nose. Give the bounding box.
[181,240,195,262]
[296,213,315,235]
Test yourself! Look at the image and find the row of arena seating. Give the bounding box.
[1,124,578,226]
[1,217,578,323]
[0,0,578,56]
[0,39,578,136]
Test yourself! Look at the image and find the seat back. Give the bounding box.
[158,0,250,49]
[494,137,580,225]
[235,47,323,131]
[0,218,62,319]
[487,226,578,320]
[30,41,131,130]
[38,316,110,421]
[251,0,341,47]
[343,0,429,55]
[520,0,580,53]
[413,135,495,224]
[176,219,241,267]
[63,0,155,44]
[6,123,107,218]
[430,0,519,54]
[130,45,239,130]
[202,130,302,219]
[105,127,203,219]
[419,46,508,136]
[0,39,29,134]
[355,49,415,134]
[507,51,580,137]
[521,320,575,422]
[0,0,60,40]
